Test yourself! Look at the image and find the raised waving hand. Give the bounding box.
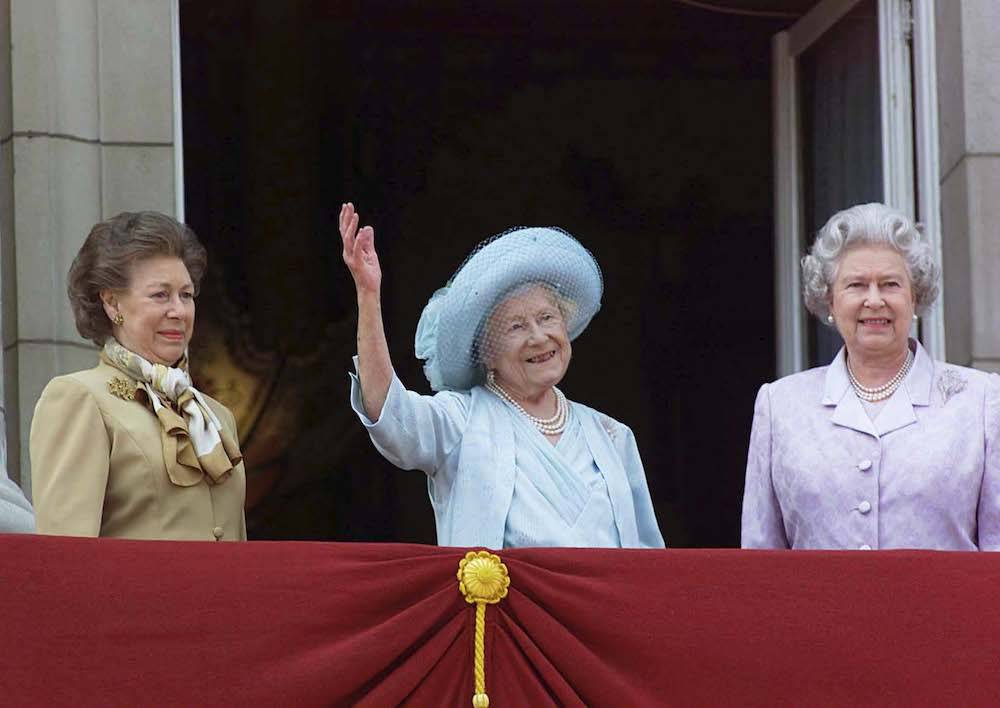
[341,202,392,420]
[340,202,382,297]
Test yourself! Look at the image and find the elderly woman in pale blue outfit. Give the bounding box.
[340,203,663,549]
[742,203,1000,550]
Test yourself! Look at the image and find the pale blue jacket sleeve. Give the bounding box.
[741,384,790,549]
[618,424,665,548]
[349,361,470,476]
[977,374,1000,550]
[0,419,34,533]
[0,475,34,533]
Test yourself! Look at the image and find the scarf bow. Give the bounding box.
[103,339,242,487]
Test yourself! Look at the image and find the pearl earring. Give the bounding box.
[826,314,834,324]
[912,314,918,321]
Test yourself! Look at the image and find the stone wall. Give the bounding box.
[1,0,177,491]
[938,0,1000,371]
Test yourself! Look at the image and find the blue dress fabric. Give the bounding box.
[503,408,621,548]
[349,362,663,550]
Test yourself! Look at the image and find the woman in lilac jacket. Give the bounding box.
[742,203,1000,550]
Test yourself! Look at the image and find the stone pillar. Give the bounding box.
[2,0,177,493]
[937,0,1000,371]
[0,0,19,485]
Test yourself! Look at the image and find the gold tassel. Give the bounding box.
[458,550,510,708]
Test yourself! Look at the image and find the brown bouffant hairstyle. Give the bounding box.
[68,211,208,346]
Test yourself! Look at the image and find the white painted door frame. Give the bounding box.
[772,0,942,375]
[171,0,186,223]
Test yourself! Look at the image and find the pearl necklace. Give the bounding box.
[847,349,914,402]
[485,378,569,435]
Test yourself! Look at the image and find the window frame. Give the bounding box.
[772,0,943,375]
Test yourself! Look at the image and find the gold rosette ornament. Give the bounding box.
[457,550,510,708]
[108,377,137,401]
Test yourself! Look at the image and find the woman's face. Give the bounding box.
[485,285,571,401]
[829,245,915,362]
[102,255,196,366]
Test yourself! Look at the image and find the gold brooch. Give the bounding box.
[108,377,137,401]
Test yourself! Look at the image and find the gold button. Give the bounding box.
[212,526,224,539]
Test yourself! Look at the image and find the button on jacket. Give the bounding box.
[742,341,1000,550]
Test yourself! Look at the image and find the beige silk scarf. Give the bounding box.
[102,339,242,487]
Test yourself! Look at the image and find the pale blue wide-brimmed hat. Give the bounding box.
[415,226,603,392]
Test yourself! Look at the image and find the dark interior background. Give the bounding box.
[180,0,797,547]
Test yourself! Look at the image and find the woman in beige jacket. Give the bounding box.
[30,212,246,540]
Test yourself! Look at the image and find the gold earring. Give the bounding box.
[112,312,125,326]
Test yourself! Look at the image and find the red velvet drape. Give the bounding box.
[3,535,999,706]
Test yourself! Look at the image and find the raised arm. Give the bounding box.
[341,202,392,421]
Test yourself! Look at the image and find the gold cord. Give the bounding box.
[458,550,510,708]
[474,603,488,707]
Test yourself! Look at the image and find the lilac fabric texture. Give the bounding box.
[742,341,1000,551]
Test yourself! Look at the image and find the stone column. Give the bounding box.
[937,0,1000,371]
[2,0,177,492]
[0,1,16,484]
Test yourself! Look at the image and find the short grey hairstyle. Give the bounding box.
[801,202,940,322]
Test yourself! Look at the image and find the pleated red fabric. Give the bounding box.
[3,536,1000,707]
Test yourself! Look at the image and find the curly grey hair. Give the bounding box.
[801,202,940,322]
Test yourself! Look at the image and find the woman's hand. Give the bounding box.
[340,202,382,297]
[340,202,392,420]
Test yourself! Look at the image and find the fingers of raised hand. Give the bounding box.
[341,222,360,265]
[339,203,359,241]
[356,225,375,254]
[339,202,350,232]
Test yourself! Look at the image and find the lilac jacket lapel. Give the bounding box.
[823,348,878,437]
[822,341,934,439]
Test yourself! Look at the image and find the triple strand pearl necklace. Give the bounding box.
[485,378,569,435]
[847,349,914,402]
